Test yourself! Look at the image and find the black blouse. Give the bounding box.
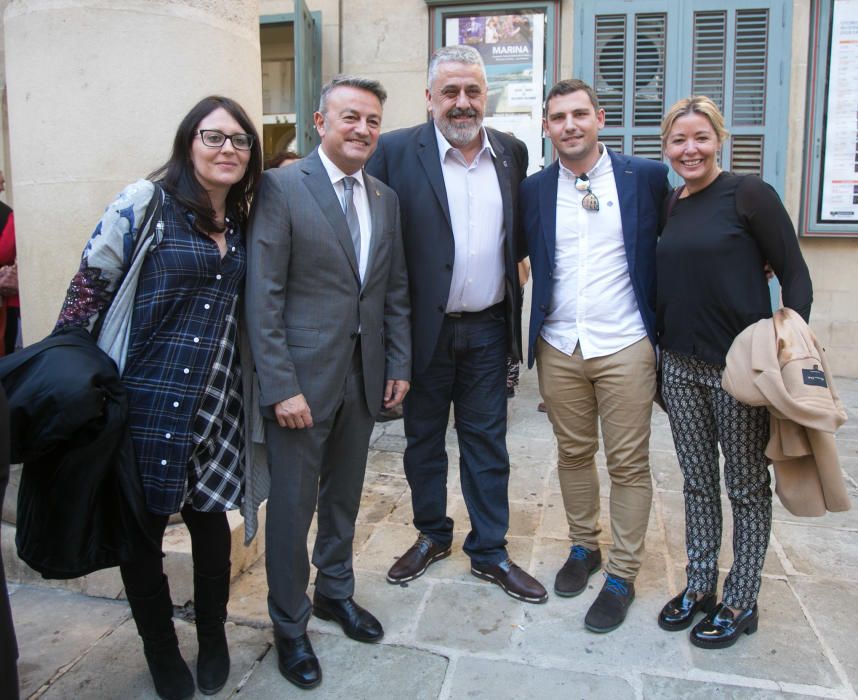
[656,172,812,367]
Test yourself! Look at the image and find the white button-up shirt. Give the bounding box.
[319,146,371,281]
[435,125,505,313]
[541,144,647,359]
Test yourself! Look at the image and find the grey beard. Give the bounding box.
[437,118,482,148]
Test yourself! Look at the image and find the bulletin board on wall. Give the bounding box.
[429,1,560,173]
[802,0,858,236]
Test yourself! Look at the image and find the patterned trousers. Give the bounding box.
[661,350,772,609]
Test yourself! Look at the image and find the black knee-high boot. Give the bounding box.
[126,575,194,700]
[194,565,231,694]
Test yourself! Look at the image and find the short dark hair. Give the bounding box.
[544,79,601,115]
[265,149,302,169]
[149,95,262,231]
[318,75,387,114]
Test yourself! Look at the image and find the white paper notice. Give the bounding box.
[820,0,858,221]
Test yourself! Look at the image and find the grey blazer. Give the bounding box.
[244,148,411,424]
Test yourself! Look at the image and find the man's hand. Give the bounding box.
[275,393,313,429]
[383,379,410,409]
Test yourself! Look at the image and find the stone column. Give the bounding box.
[3,0,262,341]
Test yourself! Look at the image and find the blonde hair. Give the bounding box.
[661,96,729,146]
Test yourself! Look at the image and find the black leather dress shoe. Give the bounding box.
[690,603,759,649]
[312,592,384,643]
[658,588,717,631]
[274,634,321,689]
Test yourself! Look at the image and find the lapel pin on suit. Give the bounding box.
[502,159,509,168]
[375,189,381,197]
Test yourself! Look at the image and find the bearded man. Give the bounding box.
[366,45,546,604]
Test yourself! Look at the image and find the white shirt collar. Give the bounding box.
[434,123,496,162]
[558,142,610,180]
[318,145,365,188]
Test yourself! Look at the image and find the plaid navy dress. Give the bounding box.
[58,191,246,515]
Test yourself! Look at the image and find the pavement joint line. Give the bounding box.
[434,652,457,700]
[650,480,682,597]
[396,574,436,642]
[654,667,848,698]
[230,642,272,697]
[771,520,858,534]
[29,612,132,699]
[778,680,857,700]
[768,530,801,576]
[783,574,858,698]
[351,521,383,566]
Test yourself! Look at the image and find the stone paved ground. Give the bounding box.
[7,368,858,699]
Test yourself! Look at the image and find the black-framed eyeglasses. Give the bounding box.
[197,130,254,151]
[575,174,600,211]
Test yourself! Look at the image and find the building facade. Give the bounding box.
[2,0,857,374]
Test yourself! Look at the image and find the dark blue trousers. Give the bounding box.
[403,306,510,565]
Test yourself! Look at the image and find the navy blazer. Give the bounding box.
[520,149,670,368]
[367,121,528,375]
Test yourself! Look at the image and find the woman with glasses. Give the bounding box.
[55,96,262,699]
[655,96,812,649]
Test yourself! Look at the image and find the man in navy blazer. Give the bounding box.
[520,79,669,632]
[367,45,547,604]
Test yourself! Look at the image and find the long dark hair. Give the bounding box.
[149,95,262,232]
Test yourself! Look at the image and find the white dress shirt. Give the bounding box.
[541,144,647,359]
[435,125,505,313]
[319,146,371,281]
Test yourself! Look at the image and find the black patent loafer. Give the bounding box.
[690,603,759,649]
[657,588,717,631]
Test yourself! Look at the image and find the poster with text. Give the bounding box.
[446,13,545,173]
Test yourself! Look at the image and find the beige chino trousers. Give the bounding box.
[536,336,655,581]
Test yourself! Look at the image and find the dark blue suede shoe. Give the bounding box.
[554,545,601,597]
[584,574,635,633]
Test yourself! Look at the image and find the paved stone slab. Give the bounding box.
[228,557,270,624]
[512,558,697,676]
[773,522,858,581]
[355,472,408,525]
[10,586,130,697]
[370,433,407,453]
[792,577,858,690]
[365,448,407,476]
[650,448,685,493]
[641,675,816,699]
[40,618,269,699]
[239,631,448,699]
[448,657,635,699]
[415,579,527,652]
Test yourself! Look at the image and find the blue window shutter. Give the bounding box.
[294,0,320,156]
[574,0,790,196]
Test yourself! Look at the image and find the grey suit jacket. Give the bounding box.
[245,148,411,423]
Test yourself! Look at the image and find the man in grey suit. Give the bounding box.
[245,76,410,690]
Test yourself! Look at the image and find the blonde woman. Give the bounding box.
[655,96,812,649]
